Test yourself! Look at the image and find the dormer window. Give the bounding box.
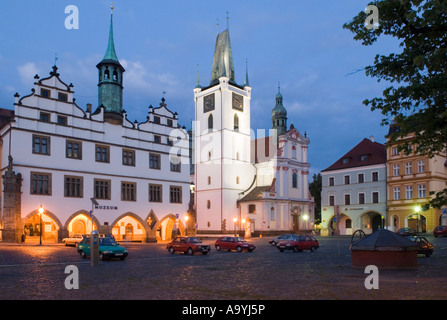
[342,158,349,164]
[360,155,368,161]
[40,88,50,98]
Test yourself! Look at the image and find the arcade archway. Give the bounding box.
[112,214,147,242]
[23,210,62,243]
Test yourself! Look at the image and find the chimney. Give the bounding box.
[86,103,92,113]
[369,136,375,143]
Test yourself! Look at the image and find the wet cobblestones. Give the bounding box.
[0,235,446,300]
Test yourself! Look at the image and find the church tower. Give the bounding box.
[96,5,125,124]
[272,84,287,142]
[193,19,256,233]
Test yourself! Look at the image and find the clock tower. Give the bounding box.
[193,23,255,233]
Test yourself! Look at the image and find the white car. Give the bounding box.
[62,233,85,247]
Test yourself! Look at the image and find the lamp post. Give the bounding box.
[415,205,421,234]
[90,198,99,232]
[303,214,309,233]
[233,218,237,236]
[185,215,189,236]
[38,205,44,245]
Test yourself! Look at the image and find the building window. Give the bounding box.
[329,195,335,206]
[39,112,50,122]
[123,149,136,166]
[234,114,239,131]
[154,116,160,124]
[33,135,50,155]
[167,119,173,127]
[149,184,162,202]
[57,115,67,126]
[393,164,400,176]
[121,182,136,201]
[342,158,349,164]
[360,155,368,161]
[94,179,111,200]
[405,162,412,175]
[346,219,352,229]
[40,88,51,98]
[236,176,240,184]
[417,160,426,173]
[358,173,364,184]
[64,176,83,198]
[170,186,182,203]
[208,114,213,131]
[344,175,350,185]
[405,186,413,199]
[270,207,275,220]
[31,172,51,195]
[58,92,68,102]
[393,187,401,200]
[392,147,399,156]
[170,157,181,172]
[207,200,211,209]
[149,153,161,169]
[418,184,426,198]
[66,140,82,159]
[208,176,211,185]
[249,204,256,214]
[344,194,351,205]
[329,177,334,186]
[95,145,109,163]
[358,193,365,205]
[292,173,298,188]
[372,172,379,182]
[292,146,297,159]
[372,192,379,203]
[154,135,161,144]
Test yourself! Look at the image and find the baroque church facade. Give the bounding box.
[192,24,315,236]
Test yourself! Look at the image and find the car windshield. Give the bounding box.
[99,238,118,246]
[188,237,202,243]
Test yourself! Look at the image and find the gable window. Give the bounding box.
[360,155,368,161]
[58,92,68,102]
[95,145,110,163]
[167,119,173,127]
[57,115,67,126]
[154,135,161,144]
[40,88,51,98]
[154,116,160,124]
[33,135,50,155]
[123,149,136,166]
[342,158,349,164]
[39,112,50,122]
[149,153,161,169]
[66,140,82,159]
[249,204,256,214]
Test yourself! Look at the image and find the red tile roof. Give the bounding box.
[322,138,386,172]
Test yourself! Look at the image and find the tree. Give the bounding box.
[344,0,447,208]
[309,173,322,223]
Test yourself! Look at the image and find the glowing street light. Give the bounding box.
[38,205,44,245]
[233,217,237,236]
[185,215,189,236]
[415,205,421,233]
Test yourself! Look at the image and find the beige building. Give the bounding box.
[386,126,447,233]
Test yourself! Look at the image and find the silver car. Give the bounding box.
[62,233,86,247]
[269,234,295,246]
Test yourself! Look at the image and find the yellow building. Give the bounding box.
[387,127,447,234]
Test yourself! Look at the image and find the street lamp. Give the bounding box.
[233,218,237,236]
[415,205,421,234]
[38,205,44,245]
[185,215,189,236]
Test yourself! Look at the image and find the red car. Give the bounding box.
[277,235,319,252]
[434,226,447,237]
[215,236,255,252]
[166,237,211,255]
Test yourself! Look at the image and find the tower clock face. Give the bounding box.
[203,93,215,113]
[232,93,244,111]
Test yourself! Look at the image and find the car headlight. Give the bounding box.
[103,250,112,254]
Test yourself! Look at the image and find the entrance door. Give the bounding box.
[372,214,383,232]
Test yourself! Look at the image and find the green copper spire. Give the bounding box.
[102,10,119,63]
[244,59,250,87]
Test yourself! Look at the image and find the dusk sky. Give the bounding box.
[0,1,400,177]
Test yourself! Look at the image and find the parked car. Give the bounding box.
[404,236,434,257]
[62,233,86,247]
[276,235,319,252]
[396,227,418,236]
[167,237,211,255]
[269,234,295,246]
[434,226,447,238]
[77,236,128,260]
[215,236,255,252]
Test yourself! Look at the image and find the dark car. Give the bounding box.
[77,236,128,260]
[397,227,418,236]
[215,236,255,252]
[167,237,211,255]
[277,235,319,252]
[269,234,295,246]
[434,226,447,238]
[405,236,434,257]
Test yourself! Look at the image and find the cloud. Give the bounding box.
[17,62,40,84]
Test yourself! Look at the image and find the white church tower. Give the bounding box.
[193,20,255,233]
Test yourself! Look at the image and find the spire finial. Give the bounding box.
[216,18,219,35]
[226,11,229,29]
[196,64,201,88]
[111,2,114,14]
[278,81,281,94]
[244,59,249,87]
[54,53,58,66]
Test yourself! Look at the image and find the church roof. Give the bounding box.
[322,137,386,172]
[210,29,235,85]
